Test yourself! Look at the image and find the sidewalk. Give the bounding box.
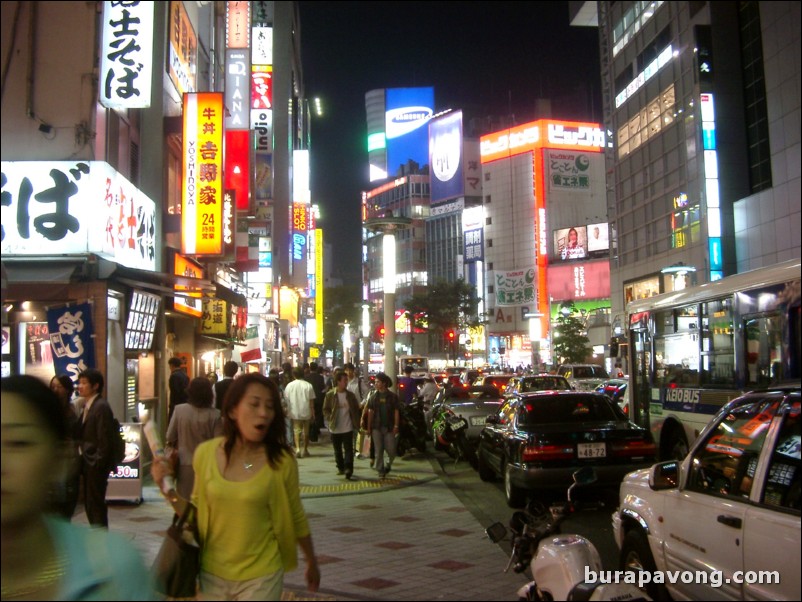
[75,432,528,600]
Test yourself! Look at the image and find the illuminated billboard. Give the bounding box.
[386,87,434,176]
[547,261,611,301]
[182,92,224,255]
[100,1,154,109]
[429,110,463,202]
[586,222,609,253]
[554,226,587,261]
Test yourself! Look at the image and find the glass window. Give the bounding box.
[744,313,784,387]
[761,401,800,510]
[518,395,620,427]
[687,397,780,500]
[700,299,735,387]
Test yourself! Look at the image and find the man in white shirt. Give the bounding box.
[284,366,316,457]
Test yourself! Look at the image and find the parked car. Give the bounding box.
[556,363,609,391]
[595,377,630,415]
[473,373,515,395]
[478,391,656,507]
[435,384,505,445]
[612,387,801,601]
[505,374,573,398]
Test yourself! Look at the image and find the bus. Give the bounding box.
[626,259,800,460]
[397,355,430,379]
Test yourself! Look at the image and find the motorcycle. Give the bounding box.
[396,396,428,456]
[486,467,650,602]
[430,401,477,469]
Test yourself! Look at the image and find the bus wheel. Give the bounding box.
[664,430,689,461]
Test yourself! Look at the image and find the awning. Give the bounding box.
[1,257,87,283]
[109,262,216,297]
[198,334,247,347]
[214,283,248,307]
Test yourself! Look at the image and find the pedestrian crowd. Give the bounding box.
[1,357,427,601]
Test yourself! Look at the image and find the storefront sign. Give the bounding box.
[167,0,197,95]
[106,423,143,502]
[1,161,157,271]
[494,269,536,306]
[182,93,224,255]
[200,298,227,334]
[99,1,154,109]
[46,302,96,382]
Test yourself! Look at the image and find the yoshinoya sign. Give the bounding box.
[1,161,156,271]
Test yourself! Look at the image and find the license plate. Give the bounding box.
[451,418,468,430]
[470,416,486,426]
[577,442,606,458]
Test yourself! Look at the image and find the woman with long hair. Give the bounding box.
[48,374,81,520]
[1,375,153,600]
[153,373,320,600]
[165,376,222,500]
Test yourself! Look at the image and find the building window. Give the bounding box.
[488,262,493,270]
[485,195,492,204]
[616,85,675,158]
[487,285,494,294]
[485,217,492,225]
[484,172,491,181]
[487,239,493,247]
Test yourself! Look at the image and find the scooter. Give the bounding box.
[430,403,477,469]
[486,467,650,602]
[396,396,428,456]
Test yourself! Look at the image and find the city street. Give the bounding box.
[75,430,622,601]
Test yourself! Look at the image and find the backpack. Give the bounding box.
[107,416,125,471]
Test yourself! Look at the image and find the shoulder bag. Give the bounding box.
[152,502,200,599]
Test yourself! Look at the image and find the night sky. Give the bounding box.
[297,2,601,281]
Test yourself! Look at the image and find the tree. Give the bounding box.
[403,279,482,360]
[551,301,590,364]
[321,284,361,364]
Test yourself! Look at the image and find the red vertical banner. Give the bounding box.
[225,129,251,211]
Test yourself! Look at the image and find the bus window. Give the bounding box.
[700,298,735,387]
[744,313,784,387]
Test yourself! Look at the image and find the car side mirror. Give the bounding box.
[649,460,680,490]
[485,414,500,425]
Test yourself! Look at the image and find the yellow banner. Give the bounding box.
[200,298,228,334]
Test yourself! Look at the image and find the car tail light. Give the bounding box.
[610,438,656,457]
[522,443,575,462]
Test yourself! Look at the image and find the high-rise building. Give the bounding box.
[572,1,800,337]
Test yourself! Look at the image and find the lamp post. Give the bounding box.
[525,312,544,372]
[360,302,371,379]
[364,212,412,389]
[341,321,352,365]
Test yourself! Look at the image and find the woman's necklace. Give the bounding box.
[1,553,66,599]
[240,446,264,471]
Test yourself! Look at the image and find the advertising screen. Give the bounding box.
[547,261,611,301]
[429,111,463,203]
[554,226,587,261]
[586,222,609,253]
[386,87,434,176]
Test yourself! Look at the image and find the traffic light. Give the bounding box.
[378,325,386,339]
[447,330,455,342]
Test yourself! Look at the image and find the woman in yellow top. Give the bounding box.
[154,372,320,600]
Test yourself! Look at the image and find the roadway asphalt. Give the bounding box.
[74,430,529,600]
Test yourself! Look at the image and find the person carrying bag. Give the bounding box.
[152,501,200,599]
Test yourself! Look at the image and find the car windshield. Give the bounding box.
[573,366,608,378]
[518,395,620,425]
[520,377,570,392]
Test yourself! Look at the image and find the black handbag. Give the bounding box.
[152,503,200,599]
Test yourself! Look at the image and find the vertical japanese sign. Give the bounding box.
[200,299,228,334]
[315,228,324,345]
[182,93,224,255]
[172,253,203,318]
[47,303,96,382]
[225,1,250,48]
[168,1,197,96]
[100,1,154,109]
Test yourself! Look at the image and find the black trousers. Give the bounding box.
[82,462,109,527]
[331,432,355,472]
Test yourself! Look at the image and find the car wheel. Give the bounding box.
[620,529,671,601]
[504,462,527,508]
[477,449,495,482]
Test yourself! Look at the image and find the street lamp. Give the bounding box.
[361,302,371,379]
[525,312,544,372]
[341,321,352,365]
[364,211,412,389]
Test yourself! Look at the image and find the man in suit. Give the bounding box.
[77,368,115,527]
[168,356,189,422]
[214,360,239,410]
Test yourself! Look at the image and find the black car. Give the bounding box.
[505,374,573,398]
[477,391,657,507]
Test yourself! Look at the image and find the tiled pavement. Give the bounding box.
[73,432,529,600]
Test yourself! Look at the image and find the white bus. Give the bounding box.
[626,259,800,460]
[398,355,430,378]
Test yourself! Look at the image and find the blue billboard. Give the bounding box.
[386,87,434,176]
[429,110,464,203]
